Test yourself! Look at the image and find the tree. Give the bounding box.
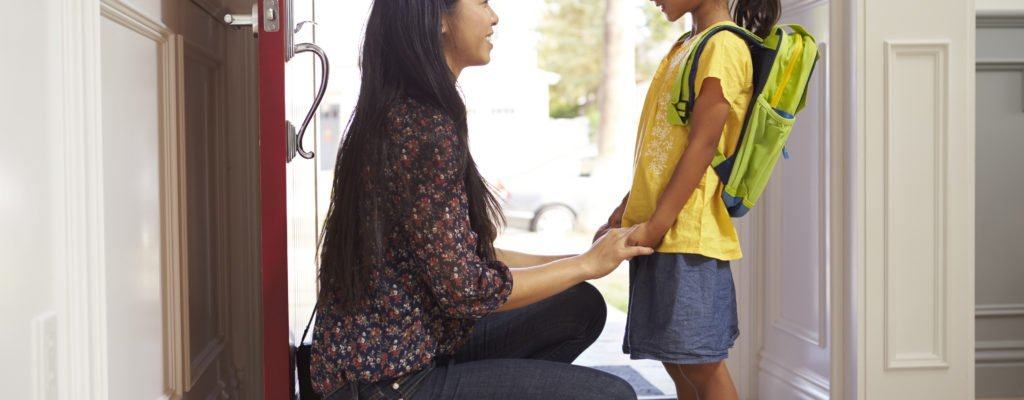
[596,0,636,163]
[538,0,684,143]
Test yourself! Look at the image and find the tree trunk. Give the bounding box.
[597,0,636,166]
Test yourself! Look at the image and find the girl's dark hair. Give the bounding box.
[318,0,503,307]
[731,0,781,38]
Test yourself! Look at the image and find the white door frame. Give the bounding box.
[752,0,978,398]
[848,0,976,398]
[829,0,854,399]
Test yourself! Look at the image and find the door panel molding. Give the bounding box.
[99,0,186,397]
[860,0,975,394]
[881,39,951,371]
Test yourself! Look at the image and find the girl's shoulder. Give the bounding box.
[700,29,750,59]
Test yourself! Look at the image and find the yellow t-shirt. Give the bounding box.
[621,21,753,261]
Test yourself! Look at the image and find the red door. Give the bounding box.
[251,0,327,397]
[255,1,289,398]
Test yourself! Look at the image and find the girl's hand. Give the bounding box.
[593,198,629,243]
[626,221,669,248]
[581,225,654,280]
[593,223,611,243]
[608,202,626,227]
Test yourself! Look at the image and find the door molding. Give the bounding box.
[974,13,1024,398]
[98,1,186,397]
[57,0,186,398]
[760,351,831,399]
[830,0,855,398]
[56,0,108,397]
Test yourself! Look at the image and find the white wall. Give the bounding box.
[0,1,61,398]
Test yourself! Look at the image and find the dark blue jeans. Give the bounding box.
[326,282,637,400]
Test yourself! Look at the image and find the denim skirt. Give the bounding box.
[622,252,739,364]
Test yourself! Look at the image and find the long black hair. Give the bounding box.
[318,0,504,307]
[731,0,781,38]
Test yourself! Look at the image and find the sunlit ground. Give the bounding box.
[495,227,630,313]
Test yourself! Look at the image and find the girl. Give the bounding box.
[312,0,654,399]
[600,0,779,399]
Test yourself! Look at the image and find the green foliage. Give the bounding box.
[537,0,606,121]
[538,0,685,132]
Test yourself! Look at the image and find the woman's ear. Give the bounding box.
[441,18,449,35]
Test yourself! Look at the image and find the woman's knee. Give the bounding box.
[593,371,638,400]
[563,282,607,340]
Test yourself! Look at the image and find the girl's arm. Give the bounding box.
[495,248,575,268]
[627,78,731,247]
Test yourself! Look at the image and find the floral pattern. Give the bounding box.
[311,96,514,395]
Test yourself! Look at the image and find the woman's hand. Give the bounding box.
[626,220,670,248]
[581,225,655,280]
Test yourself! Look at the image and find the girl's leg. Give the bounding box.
[412,358,637,400]
[452,282,607,363]
[663,362,738,400]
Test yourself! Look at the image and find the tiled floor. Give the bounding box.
[575,305,678,399]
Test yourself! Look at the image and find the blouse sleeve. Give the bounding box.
[393,107,513,319]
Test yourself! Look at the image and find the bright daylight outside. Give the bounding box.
[284,0,693,397]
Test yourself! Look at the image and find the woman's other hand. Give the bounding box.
[581,225,654,280]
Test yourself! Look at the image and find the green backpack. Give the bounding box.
[669,24,819,217]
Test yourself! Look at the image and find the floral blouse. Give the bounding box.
[310,95,514,395]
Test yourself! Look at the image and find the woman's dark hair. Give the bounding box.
[318,0,503,307]
[731,0,781,38]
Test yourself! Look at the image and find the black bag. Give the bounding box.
[292,308,321,400]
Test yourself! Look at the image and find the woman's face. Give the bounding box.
[650,0,700,22]
[443,0,500,72]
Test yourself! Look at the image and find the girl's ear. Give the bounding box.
[442,17,450,35]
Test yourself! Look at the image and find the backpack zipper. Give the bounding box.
[770,32,805,108]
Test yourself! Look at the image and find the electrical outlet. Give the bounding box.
[32,312,57,400]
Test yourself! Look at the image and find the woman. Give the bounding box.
[311,0,653,399]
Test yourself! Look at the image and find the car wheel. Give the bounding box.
[530,205,577,234]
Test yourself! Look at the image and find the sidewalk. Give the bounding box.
[575,305,677,400]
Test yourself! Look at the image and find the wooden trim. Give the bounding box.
[977,12,1024,26]
[98,1,186,398]
[784,0,831,16]
[977,304,1024,318]
[57,0,106,398]
[760,351,831,399]
[831,0,856,397]
[881,39,952,371]
[976,340,1024,365]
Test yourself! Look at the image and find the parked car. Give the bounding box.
[495,176,589,234]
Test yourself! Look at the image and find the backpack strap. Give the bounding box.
[670,25,778,172]
[669,24,762,128]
